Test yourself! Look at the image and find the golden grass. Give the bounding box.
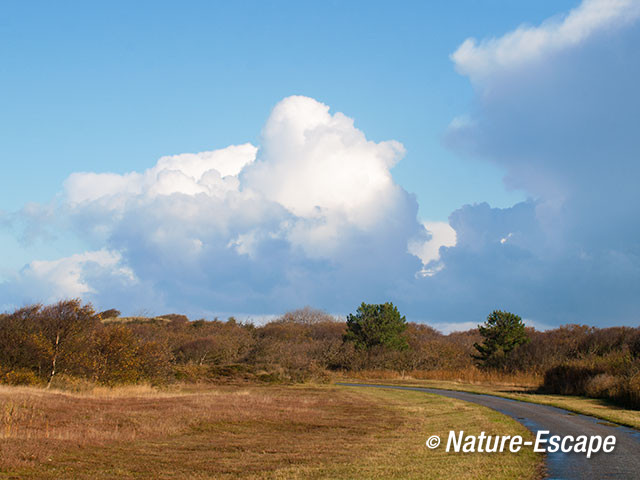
[347,368,541,387]
[0,383,541,479]
[343,375,640,430]
[312,386,541,480]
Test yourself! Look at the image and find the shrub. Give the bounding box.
[617,372,640,408]
[542,364,605,395]
[584,373,618,398]
[89,325,171,385]
[98,309,121,319]
[3,369,43,386]
[158,313,189,326]
[279,306,336,324]
[173,320,254,365]
[542,356,640,409]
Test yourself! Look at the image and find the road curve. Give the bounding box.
[338,383,640,479]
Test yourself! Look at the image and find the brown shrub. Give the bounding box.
[584,373,618,398]
[90,324,171,385]
[2,369,43,386]
[542,364,605,395]
[542,355,640,409]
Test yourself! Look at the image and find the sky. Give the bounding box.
[1,0,639,331]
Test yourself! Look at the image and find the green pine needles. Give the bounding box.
[474,310,529,369]
[344,302,408,351]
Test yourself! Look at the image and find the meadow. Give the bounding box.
[0,383,541,479]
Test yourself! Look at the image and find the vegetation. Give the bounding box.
[98,308,121,319]
[345,377,640,430]
[344,302,408,351]
[0,384,540,479]
[473,310,529,369]
[0,300,639,410]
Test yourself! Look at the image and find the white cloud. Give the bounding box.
[4,250,135,305]
[409,221,457,277]
[436,0,640,326]
[61,96,413,261]
[243,96,407,256]
[428,321,477,334]
[64,143,257,205]
[452,0,640,82]
[8,3,639,331]
[3,96,426,316]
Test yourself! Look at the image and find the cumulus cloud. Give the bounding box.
[244,96,408,257]
[0,250,136,307]
[452,0,640,82]
[438,0,640,325]
[4,1,639,329]
[246,97,405,224]
[408,222,457,276]
[64,143,257,205]
[1,96,426,317]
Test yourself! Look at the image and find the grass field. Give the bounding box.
[0,384,541,479]
[342,376,640,430]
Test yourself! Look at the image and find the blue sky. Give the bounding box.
[1,1,577,213]
[0,0,575,267]
[2,0,639,330]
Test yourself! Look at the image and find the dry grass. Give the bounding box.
[315,386,541,480]
[346,368,541,387]
[343,376,640,430]
[0,383,541,479]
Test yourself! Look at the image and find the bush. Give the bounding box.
[1,301,639,400]
[618,372,640,408]
[584,373,618,398]
[542,356,640,409]
[3,369,43,386]
[542,364,605,395]
[99,309,121,319]
[172,319,254,366]
[90,325,171,385]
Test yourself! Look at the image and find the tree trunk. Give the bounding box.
[46,332,60,389]
[199,353,207,366]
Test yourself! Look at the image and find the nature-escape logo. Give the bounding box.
[426,431,617,458]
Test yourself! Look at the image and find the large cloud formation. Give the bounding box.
[3,0,639,329]
[434,0,640,326]
[2,96,435,318]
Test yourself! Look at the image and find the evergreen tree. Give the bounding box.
[474,310,529,369]
[344,302,408,351]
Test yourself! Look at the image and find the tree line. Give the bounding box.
[0,300,638,408]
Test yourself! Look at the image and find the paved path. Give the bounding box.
[338,383,640,479]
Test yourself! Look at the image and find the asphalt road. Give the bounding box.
[338,383,640,479]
